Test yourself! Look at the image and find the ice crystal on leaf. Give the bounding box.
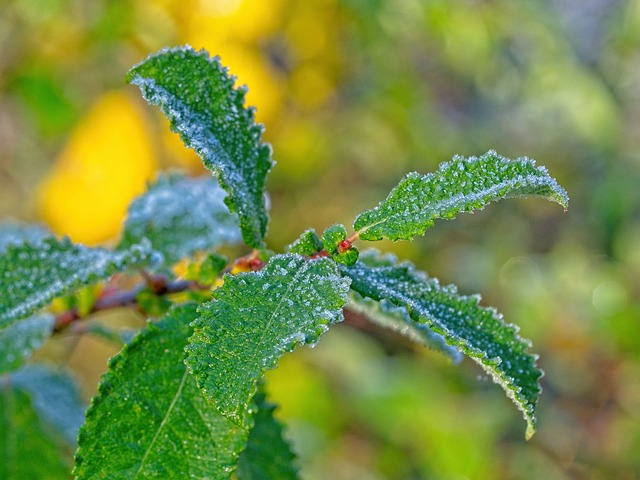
[119,174,242,266]
[74,304,247,479]
[343,250,542,439]
[354,151,569,242]
[0,237,155,329]
[185,254,350,424]
[127,46,273,248]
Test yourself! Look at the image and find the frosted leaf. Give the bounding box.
[0,236,156,329]
[74,304,248,478]
[0,222,49,254]
[11,365,86,445]
[354,151,569,241]
[0,380,71,478]
[185,254,350,424]
[119,174,242,265]
[343,250,542,439]
[127,47,273,248]
[236,384,299,480]
[0,314,54,374]
[347,292,463,363]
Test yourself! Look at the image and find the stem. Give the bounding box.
[346,231,360,244]
[53,276,208,333]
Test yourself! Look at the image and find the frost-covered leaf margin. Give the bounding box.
[354,151,569,242]
[185,254,351,425]
[127,46,273,248]
[74,304,248,479]
[342,251,542,438]
[0,237,155,329]
[347,292,463,363]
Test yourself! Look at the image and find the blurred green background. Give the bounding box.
[1,0,640,478]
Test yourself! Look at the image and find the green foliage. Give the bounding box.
[287,229,323,256]
[321,224,348,254]
[119,174,241,266]
[347,292,463,363]
[0,384,71,479]
[0,236,155,329]
[236,384,299,480]
[0,46,570,478]
[0,223,49,254]
[0,314,54,374]
[354,151,568,242]
[74,304,248,479]
[343,250,542,439]
[126,46,273,248]
[10,366,86,445]
[185,254,351,425]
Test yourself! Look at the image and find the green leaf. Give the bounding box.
[11,365,86,445]
[321,224,347,254]
[74,304,248,479]
[236,384,299,480]
[119,174,242,266]
[354,151,569,241]
[0,237,155,329]
[185,254,351,424]
[0,315,54,374]
[0,222,48,254]
[286,229,323,256]
[342,250,542,439]
[347,292,463,363]
[0,381,71,479]
[127,46,273,248]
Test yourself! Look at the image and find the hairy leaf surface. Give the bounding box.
[237,385,299,480]
[0,384,71,479]
[120,174,242,265]
[354,151,569,241]
[127,46,273,248]
[348,292,462,363]
[186,254,350,424]
[0,237,154,329]
[0,315,54,374]
[343,251,542,438]
[74,304,247,479]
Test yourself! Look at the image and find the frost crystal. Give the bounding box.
[0,237,155,328]
[120,174,242,265]
[127,46,273,248]
[343,249,542,438]
[185,254,350,424]
[354,151,569,242]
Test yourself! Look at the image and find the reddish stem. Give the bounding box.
[53,276,208,333]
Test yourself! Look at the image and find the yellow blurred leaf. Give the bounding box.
[37,90,157,245]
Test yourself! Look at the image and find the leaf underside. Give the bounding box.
[236,384,299,480]
[0,237,155,329]
[119,174,242,266]
[354,150,569,242]
[342,250,542,439]
[127,46,273,248]
[185,254,351,425]
[74,304,247,479]
[347,292,463,364]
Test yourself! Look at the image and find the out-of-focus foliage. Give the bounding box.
[1,0,639,478]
